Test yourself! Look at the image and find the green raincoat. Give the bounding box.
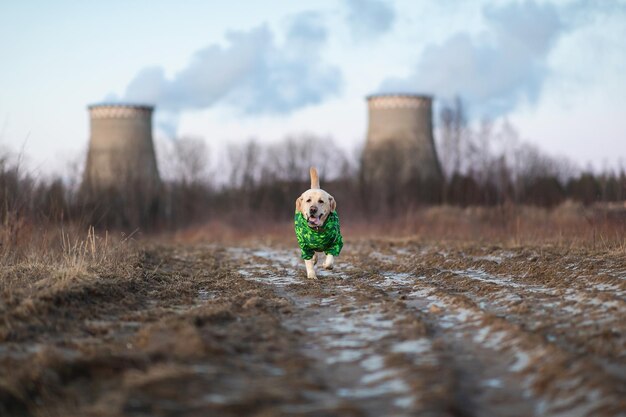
[294,211,343,260]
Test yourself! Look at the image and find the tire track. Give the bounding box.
[347,247,626,417]
[229,247,462,416]
[376,245,626,383]
[230,247,532,416]
[231,245,625,417]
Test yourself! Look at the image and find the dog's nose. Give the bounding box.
[310,206,317,214]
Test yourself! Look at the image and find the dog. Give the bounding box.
[294,167,343,279]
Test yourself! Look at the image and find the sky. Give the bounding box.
[1,0,625,177]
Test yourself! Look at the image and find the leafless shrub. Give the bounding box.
[169,136,211,186]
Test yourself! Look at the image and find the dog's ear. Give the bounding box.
[329,195,336,212]
[295,196,303,213]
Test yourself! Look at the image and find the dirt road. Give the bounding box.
[1,241,624,416]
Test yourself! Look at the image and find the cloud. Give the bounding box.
[344,0,396,40]
[566,0,626,22]
[379,0,564,118]
[120,14,342,136]
[235,12,342,115]
[287,11,328,46]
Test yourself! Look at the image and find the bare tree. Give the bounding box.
[170,136,211,186]
[227,140,262,190]
[265,134,349,184]
[438,96,468,178]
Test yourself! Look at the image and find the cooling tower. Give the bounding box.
[363,93,442,182]
[83,103,160,191]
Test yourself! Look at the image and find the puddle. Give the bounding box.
[483,378,503,388]
[0,343,80,361]
[337,378,410,399]
[509,351,531,372]
[378,272,415,287]
[197,289,216,301]
[247,274,304,287]
[391,339,431,354]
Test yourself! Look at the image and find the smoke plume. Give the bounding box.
[121,13,342,136]
[344,0,396,41]
[380,1,564,118]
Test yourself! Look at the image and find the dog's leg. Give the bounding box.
[305,258,317,279]
[323,254,334,270]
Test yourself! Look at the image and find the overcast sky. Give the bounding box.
[1,0,625,176]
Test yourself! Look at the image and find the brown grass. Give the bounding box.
[166,201,626,252]
[0,224,138,306]
[0,200,623,315]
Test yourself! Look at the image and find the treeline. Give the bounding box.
[434,98,626,207]
[2,102,625,233]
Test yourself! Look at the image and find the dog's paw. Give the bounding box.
[305,258,317,279]
[323,254,334,270]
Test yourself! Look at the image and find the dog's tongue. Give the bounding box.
[308,216,321,226]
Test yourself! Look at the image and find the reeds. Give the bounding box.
[59,225,138,268]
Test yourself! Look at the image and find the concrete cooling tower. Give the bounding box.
[83,104,160,192]
[363,93,442,182]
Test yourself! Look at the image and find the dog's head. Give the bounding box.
[296,188,336,228]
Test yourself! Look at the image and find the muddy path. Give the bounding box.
[0,242,624,416]
[231,245,625,416]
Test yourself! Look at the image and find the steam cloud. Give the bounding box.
[122,12,342,136]
[344,0,396,40]
[380,1,564,118]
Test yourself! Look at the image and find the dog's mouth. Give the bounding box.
[307,213,324,228]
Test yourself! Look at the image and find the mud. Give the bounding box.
[0,241,624,416]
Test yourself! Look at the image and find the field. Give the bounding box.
[0,231,624,417]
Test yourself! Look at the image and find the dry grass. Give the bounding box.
[1,201,622,302]
[0,223,138,301]
[0,200,623,315]
[0,224,142,348]
[354,202,626,250]
[167,201,626,252]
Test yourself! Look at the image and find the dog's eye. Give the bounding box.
[306,198,311,203]
[318,199,324,204]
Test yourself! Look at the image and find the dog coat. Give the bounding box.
[294,211,343,260]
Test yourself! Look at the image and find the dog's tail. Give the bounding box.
[310,167,320,189]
